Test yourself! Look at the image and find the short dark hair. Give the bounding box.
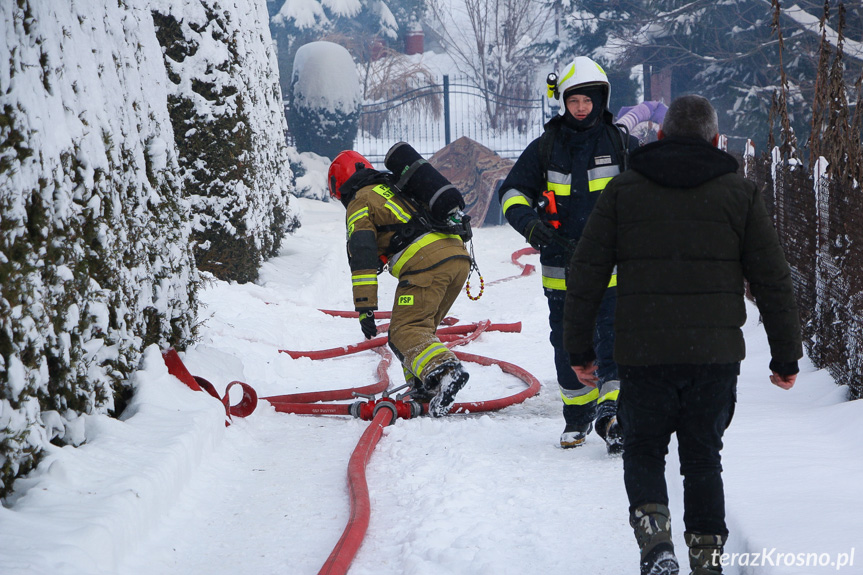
[661,95,718,142]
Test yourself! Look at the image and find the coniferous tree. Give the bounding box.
[153,0,295,283]
[1,0,198,496]
[549,0,640,117]
[558,0,862,149]
[288,41,361,160]
[267,0,400,99]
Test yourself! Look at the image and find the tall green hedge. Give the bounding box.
[1,0,198,496]
[153,0,296,284]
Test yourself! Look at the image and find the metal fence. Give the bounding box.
[751,152,863,399]
[354,75,549,164]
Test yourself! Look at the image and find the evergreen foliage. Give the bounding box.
[288,103,361,162]
[389,0,428,48]
[288,42,361,161]
[1,0,198,496]
[557,0,862,149]
[550,0,639,116]
[153,0,295,284]
[267,0,402,99]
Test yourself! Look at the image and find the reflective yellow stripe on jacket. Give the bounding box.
[373,185,411,222]
[546,170,571,196]
[390,232,462,277]
[352,273,377,288]
[500,188,532,214]
[347,207,369,235]
[502,163,619,216]
[542,264,568,291]
[587,165,621,192]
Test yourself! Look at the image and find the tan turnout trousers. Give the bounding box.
[387,257,470,384]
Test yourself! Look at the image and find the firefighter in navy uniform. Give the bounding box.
[328,149,471,417]
[498,56,639,451]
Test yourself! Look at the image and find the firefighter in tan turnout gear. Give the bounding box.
[327,145,472,416]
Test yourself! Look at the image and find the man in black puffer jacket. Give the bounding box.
[563,95,802,575]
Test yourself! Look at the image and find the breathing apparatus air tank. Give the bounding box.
[384,141,465,222]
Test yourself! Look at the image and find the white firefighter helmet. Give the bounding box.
[553,56,610,116]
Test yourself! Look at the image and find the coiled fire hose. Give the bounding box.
[161,250,542,575]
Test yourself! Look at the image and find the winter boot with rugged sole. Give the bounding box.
[405,373,436,403]
[560,422,593,448]
[631,503,680,575]
[603,415,624,455]
[426,362,469,417]
[685,532,727,575]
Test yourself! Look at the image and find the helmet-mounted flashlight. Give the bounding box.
[546,72,559,99]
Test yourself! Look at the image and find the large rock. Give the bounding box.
[429,137,514,226]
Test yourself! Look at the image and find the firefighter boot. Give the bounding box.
[426,362,469,417]
[603,416,624,455]
[560,422,592,448]
[405,372,435,403]
[684,532,726,575]
[631,503,680,575]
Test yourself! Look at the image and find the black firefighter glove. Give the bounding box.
[524,219,556,250]
[358,309,378,339]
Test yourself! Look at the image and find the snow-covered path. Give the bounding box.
[2,197,861,575]
[123,197,639,574]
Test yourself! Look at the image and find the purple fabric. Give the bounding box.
[616,101,668,132]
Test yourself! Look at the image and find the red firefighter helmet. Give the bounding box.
[328,150,374,201]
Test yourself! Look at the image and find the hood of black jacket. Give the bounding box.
[630,136,740,188]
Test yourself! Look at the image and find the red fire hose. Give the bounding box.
[266,347,392,407]
[485,246,537,286]
[279,321,520,360]
[162,320,540,575]
[161,251,541,575]
[318,407,392,575]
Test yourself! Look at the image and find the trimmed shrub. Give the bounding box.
[288,41,361,161]
[1,0,198,496]
[153,0,296,283]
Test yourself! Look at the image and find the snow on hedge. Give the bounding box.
[152,0,296,283]
[0,0,198,495]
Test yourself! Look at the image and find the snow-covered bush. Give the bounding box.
[152,0,296,284]
[288,148,333,201]
[267,0,400,100]
[1,0,198,496]
[288,41,361,161]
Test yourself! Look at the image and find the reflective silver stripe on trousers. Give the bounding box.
[598,378,620,396]
[560,385,595,399]
[543,264,619,278]
[542,265,566,280]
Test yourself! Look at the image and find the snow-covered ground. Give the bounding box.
[1,195,861,575]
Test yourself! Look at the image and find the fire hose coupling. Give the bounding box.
[348,391,422,423]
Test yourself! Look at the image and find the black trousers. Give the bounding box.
[617,364,738,535]
[547,288,618,428]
